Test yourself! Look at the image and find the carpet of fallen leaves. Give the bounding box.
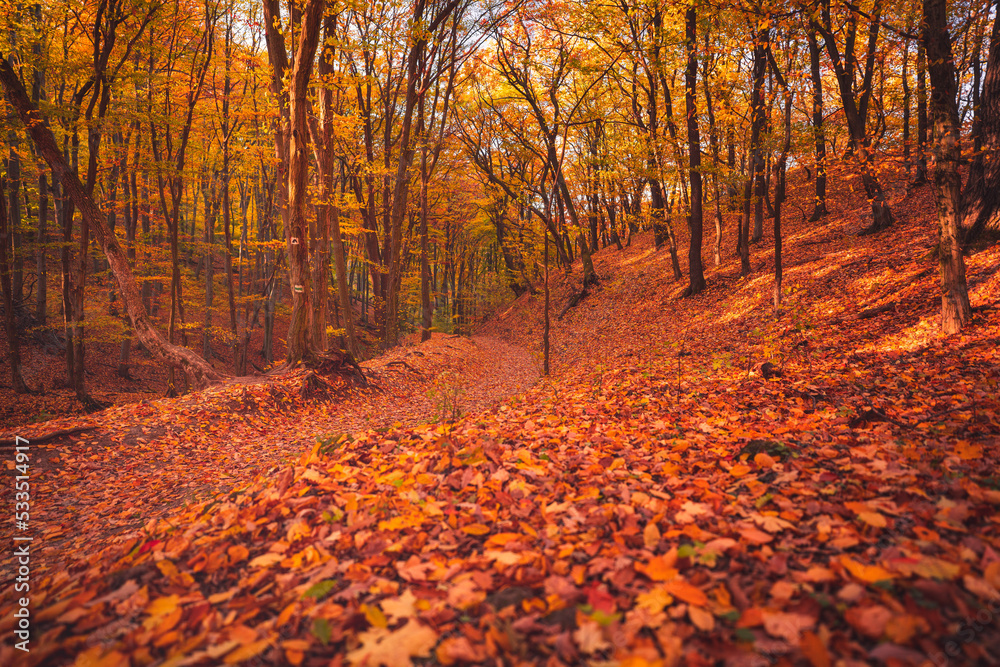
[1,163,999,666]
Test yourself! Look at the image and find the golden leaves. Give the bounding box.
[346,621,438,667]
[839,556,896,584]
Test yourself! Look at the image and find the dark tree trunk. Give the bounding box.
[740,28,767,276]
[924,0,971,334]
[914,41,930,185]
[902,37,912,176]
[807,28,829,221]
[961,8,1000,242]
[702,39,723,267]
[817,0,895,233]
[1,170,30,393]
[770,51,793,308]
[684,6,705,296]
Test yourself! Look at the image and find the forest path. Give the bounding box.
[1,333,538,580]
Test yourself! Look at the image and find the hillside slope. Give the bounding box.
[1,166,999,666]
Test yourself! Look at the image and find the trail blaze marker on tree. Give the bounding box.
[294,285,304,293]
[291,237,300,245]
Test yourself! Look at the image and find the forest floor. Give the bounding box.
[1,162,1000,667]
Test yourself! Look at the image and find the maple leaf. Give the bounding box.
[381,590,419,620]
[762,610,816,643]
[573,620,611,654]
[346,620,438,667]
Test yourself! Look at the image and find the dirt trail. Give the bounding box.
[0,334,538,580]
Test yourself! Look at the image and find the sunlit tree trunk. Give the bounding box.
[283,0,324,365]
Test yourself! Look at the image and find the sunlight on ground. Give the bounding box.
[621,247,657,267]
[716,275,775,325]
[856,314,941,355]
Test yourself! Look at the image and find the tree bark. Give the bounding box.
[684,6,705,296]
[282,0,324,365]
[1,169,30,393]
[923,0,971,334]
[806,27,828,221]
[817,0,894,232]
[961,7,1000,241]
[914,41,930,185]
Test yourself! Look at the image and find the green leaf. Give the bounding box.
[312,618,332,645]
[302,579,337,601]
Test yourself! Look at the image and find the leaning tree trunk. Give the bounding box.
[924,0,971,334]
[961,7,1000,242]
[0,56,224,389]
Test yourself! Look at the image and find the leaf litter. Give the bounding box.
[1,165,999,666]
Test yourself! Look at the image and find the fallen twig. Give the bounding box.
[0,425,98,448]
[386,360,425,376]
[856,302,896,320]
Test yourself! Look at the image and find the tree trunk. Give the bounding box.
[0,55,224,389]
[420,141,433,342]
[331,191,357,356]
[543,223,549,376]
[1,170,30,393]
[740,29,767,276]
[282,0,324,365]
[961,8,1000,241]
[806,28,829,221]
[684,7,706,297]
[7,131,23,306]
[771,55,793,309]
[702,41,723,267]
[914,41,929,185]
[924,0,971,334]
[817,0,895,232]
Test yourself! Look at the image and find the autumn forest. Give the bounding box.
[1,0,999,664]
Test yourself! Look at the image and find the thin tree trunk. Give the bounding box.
[420,140,432,342]
[684,6,705,296]
[914,41,929,185]
[7,131,23,306]
[1,170,30,393]
[807,27,829,220]
[771,52,794,308]
[703,43,723,267]
[31,0,46,324]
[817,0,895,232]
